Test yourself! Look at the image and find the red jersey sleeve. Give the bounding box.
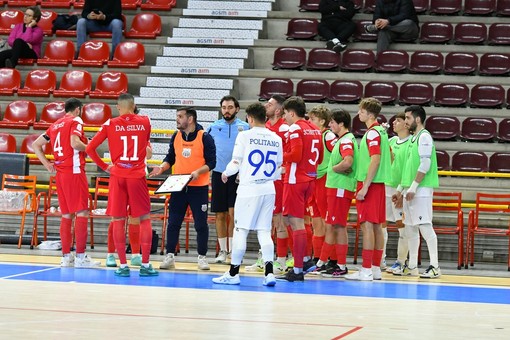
[366,128,381,156]
[284,124,303,163]
[339,138,354,158]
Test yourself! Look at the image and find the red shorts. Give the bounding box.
[314,175,328,219]
[325,188,354,226]
[307,194,319,218]
[356,181,386,224]
[56,172,89,214]
[106,176,150,218]
[273,179,283,214]
[283,181,315,219]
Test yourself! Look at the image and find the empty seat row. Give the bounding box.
[0,100,112,130]
[0,68,128,98]
[273,47,510,76]
[0,132,53,161]
[2,0,175,11]
[423,116,510,142]
[0,10,161,39]
[258,78,510,108]
[437,151,510,173]
[298,0,510,16]
[287,18,510,46]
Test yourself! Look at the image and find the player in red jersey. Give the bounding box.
[277,96,323,282]
[32,98,100,268]
[86,93,158,277]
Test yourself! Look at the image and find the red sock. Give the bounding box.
[74,216,88,254]
[372,249,384,267]
[362,249,374,269]
[312,235,325,259]
[305,223,313,257]
[60,217,72,254]
[112,220,127,264]
[330,246,338,261]
[140,219,152,264]
[286,225,294,255]
[335,244,348,266]
[128,223,140,254]
[319,242,333,263]
[276,237,288,257]
[107,221,115,253]
[293,229,307,269]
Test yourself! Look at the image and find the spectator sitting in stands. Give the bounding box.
[318,0,356,53]
[0,6,43,68]
[76,0,123,59]
[365,0,419,54]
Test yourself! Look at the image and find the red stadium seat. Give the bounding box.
[72,40,110,67]
[353,20,378,42]
[488,23,510,45]
[352,114,387,137]
[430,0,462,14]
[460,117,497,142]
[364,81,398,105]
[435,150,450,171]
[286,18,319,40]
[296,79,330,102]
[443,52,478,75]
[81,102,112,127]
[409,51,443,74]
[496,0,510,15]
[340,49,375,71]
[299,0,320,11]
[470,84,505,108]
[0,10,23,35]
[38,10,58,36]
[33,102,66,130]
[37,39,75,66]
[125,13,162,39]
[363,0,377,13]
[140,0,176,11]
[413,0,430,13]
[425,116,460,140]
[399,82,434,105]
[451,151,488,172]
[419,22,453,44]
[17,69,57,97]
[6,1,38,6]
[306,48,340,71]
[89,71,128,99]
[453,22,487,44]
[107,41,145,68]
[374,50,409,73]
[121,0,141,9]
[0,100,37,129]
[53,70,92,98]
[0,68,21,95]
[434,83,469,106]
[479,53,510,76]
[328,80,363,103]
[272,47,306,70]
[40,0,72,8]
[498,118,510,142]
[20,134,52,164]
[0,132,17,153]
[464,0,496,15]
[489,152,510,173]
[258,78,294,100]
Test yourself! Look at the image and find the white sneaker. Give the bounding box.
[212,271,240,285]
[393,264,419,276]
[160,253,175,270]
[387,261,402,273]
[263,273,276,286]
[198,255,210,270]
[273,261,286,275]
[372,266,382,280]
[420,265,441,278]
[380,259,387,270]
[215,250,228,263]
[74,254,100,268]
[245,251,264,272]
[60,254,74,267]
[345,267,373,281]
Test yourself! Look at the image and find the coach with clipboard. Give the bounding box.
[149,107,216,271]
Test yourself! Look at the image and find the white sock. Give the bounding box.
[231,228,249,266]
[228,237,233,252]
[419,223,439,268]
[132,253,140,258]
[316,259,324,267]
[397,227,409,264]
[142,263,149,268]
[332,38,340,44]
[406,225,420,269]
[257,230,274,264]
[382,227,388,261]
[218,237,227,252]
[107,253,115,257]
[76,253,85,260]
[120,264,128,269]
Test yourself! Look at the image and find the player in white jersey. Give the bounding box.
[212,103,283,286]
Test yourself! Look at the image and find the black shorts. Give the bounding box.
[210,171,238,212]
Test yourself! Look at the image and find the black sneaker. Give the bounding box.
[333,42,347,53]
[309,264,327,275]
[364,24,378,34]
[321,266,348,278]
[326,40,336,50]
[303,259,317,274]
[276,270,304,282]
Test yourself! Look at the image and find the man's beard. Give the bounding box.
[223,113,236,122]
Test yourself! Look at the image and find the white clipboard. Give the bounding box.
[154,174,193,194]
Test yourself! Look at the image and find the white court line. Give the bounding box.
[0,267,59,280]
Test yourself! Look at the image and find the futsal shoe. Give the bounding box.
[212,272,241,285]
[372,266,382,280]
[106,254,117,267]
[159,253,175,270]
[74,254,101,268]
[198,255,210,270]
[130,254,142,267]
[393,264,419,276]
[303,259,317,274]
[245,252,264,272]
[139,264,159,276]
[420,265,441,279]
[273,261,286,275]
[387,261,402,273]
[276,270,304,282]
[60,254,75,267]
[114,266,130,277]
[345,267,373,281]
[321,266,348,278]
[215,250,228,264]
[263,273,276,286]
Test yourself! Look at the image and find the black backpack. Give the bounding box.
[126,229,160,255]
[52,14,79,32]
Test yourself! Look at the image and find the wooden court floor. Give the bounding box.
[0,252,509,339]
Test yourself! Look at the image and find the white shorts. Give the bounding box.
[234,194,275,231]
[403,188,433,226]
[385,186,403,222]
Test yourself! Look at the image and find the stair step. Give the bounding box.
[173,28,259,39]
[141,108,219,122]
[167,37,255,46]
[156,56,245,69]
[182,9,268,18]
[179,18,263,30]
[135,97,220,108]
[187,0,272,11]
[163,47,249,59]
[146,77,233,89]
[139,87,230,100]
[150,66,240,76]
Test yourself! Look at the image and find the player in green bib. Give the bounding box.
[392,105,441,279]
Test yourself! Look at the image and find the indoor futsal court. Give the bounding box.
[1,251,509,339]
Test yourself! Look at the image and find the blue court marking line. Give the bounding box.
[2,262,510,305]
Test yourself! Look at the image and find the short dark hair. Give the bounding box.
[28,6,42,22]
[331,108,351,130]
[245,102,266,123]
[176,107,197,123]
[405,105,426,124]
[64,98,82,113]
[220,95,240,108]
[270,94,285,106]
[283,96,306,118]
